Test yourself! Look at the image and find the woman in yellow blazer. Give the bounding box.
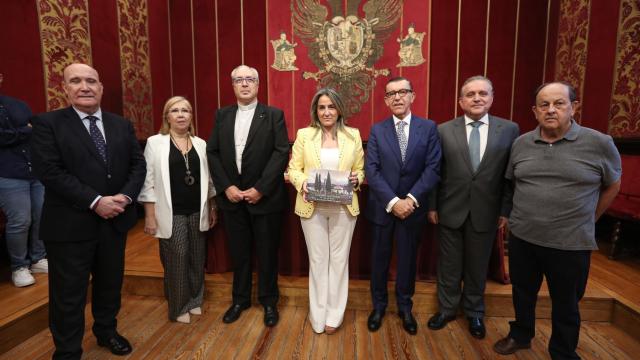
[288,88,365,334]
[138,96,217,324]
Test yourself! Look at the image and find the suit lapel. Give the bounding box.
[65,107,106,167]
[403,115,420,165]
[160,135,172,204]
[477,115,502,171]
[102,112,116,167]
[382,118,403,165]
[312,129,322,169]
[452,116,474,173]
[337,129,347,171]
[245,103,265,148]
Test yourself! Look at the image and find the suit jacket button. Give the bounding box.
[107,174,112,179]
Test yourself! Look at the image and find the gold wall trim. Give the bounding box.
[484,0,491,76]
[117,0,154,138]
[215,0,220,108]
[509,0,520,120]
[608,0,640,137]
[542,0,552,83]
[240,0,245,64]
[190,0,198,134]
[455,0,462,115]
[37,0,93,111]
[554,0,591,123]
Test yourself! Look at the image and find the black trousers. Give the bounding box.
[508,233,590,360]
[46,222,127,360]
[222,205,282,307]
[370,220,422,313]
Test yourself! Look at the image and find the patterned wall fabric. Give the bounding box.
[554,0,591,123]
[37,0,92,111]
[609,0,640,138]
[117,0,154,139]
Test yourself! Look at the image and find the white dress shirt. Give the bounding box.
[464,113,489,161]
[74,107,106,141]
[385,112,419,213]
[234,100,257,174]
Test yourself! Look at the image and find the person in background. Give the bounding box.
[138,96,217,324]
[288,88,365,334]
[0,72,48,287]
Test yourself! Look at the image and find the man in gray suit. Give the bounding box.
[426,75,519,338]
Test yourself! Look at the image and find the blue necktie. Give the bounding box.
[469,121,482,171]
[86,116,107,163]
[396,120,407,162]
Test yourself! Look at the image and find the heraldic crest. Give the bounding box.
[292,0,403,117]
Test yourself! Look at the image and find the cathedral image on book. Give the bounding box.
[306,169,353,204]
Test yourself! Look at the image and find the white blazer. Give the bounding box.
[138,134,216,238]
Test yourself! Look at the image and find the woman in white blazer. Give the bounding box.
[138,96,216,323]
[288,88,365,334]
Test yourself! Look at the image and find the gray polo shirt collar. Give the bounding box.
[533,120,580,143]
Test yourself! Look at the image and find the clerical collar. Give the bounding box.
[237,101,257,111]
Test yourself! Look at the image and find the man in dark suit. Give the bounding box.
[365,77,441,335]
[207,65,289,327]
[31,63,146,359]
[426,75,519,339]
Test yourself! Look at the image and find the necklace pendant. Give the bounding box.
[185,175,195,186]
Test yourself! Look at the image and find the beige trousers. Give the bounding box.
[300,203,357,333]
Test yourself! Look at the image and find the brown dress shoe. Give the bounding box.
[493,336,531,355]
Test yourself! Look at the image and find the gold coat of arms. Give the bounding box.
[292,0,403,117]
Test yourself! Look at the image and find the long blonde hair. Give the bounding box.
[159,96,195,135]
[309,88,353,141]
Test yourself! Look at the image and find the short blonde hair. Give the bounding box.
[159,96,195,135]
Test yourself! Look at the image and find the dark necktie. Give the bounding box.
[396,120,407,162]
[469,121,482,171]
[86,115,107,163]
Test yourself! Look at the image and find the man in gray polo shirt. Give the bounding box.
[493,82,621,360]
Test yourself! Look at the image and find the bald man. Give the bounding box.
[31,63,146,359]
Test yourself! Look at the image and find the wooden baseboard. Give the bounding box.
[121,272,615,321]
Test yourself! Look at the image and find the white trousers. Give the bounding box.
[300,204,356,333]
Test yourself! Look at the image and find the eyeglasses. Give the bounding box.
[384,89,413,99]
[232,77,258,85]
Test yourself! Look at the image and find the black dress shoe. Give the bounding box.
[398,311,418,335]
[97,333,132,356]
[367,309,385,331]
[223,303,250,324]
[264,305,279,327]
[467,317,486,339]
[493,336,531,355]
[427,312,456,330]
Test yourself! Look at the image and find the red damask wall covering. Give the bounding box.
[0,0,637,139]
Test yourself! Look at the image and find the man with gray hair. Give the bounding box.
[493,82,620,359]
[427,75,519,338]
[207,65,289,327]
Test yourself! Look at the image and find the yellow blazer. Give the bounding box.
[288,126,365,218]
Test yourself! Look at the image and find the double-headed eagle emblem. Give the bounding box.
[292,0,403,117]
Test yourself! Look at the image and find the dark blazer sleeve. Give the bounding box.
[207,108,232,192]
[31,112,100,208]
[253,108,289,196]
[117,118,146,201]
[500,122,520,217]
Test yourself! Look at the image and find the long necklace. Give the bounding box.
[170,133,195,186]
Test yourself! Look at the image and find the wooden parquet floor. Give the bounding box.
[2,221,640,358]
[2,294,640,360]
